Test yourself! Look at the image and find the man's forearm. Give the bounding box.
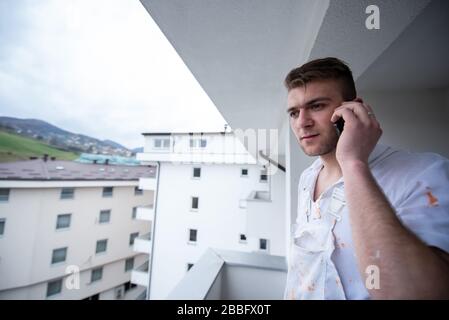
[342,161,449,299]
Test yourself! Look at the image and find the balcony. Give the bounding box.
[133,232,152,254]
[124,286,147,300]
[136,205,154,221]
[139,177,157,191]
[167,249,287,299]
[131,261,150,287]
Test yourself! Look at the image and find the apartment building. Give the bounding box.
[133,131,285,299]
[0,158,156,300]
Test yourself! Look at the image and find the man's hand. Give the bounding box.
[330,98,382,167]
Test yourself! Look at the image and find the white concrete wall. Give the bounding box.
[149,163,269,299]
[221,265,286,300]
[246,167,286,256]
[0,185,153,299]
[360,87,449,158]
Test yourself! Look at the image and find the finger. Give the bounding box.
[364,103,381,127]
[331,107,357,124]
[335,102,371,125]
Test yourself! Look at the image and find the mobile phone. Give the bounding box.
[334,117,345,137]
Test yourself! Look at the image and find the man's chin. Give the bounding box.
[300,143,336,157]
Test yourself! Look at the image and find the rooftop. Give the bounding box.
[0,159,156,181]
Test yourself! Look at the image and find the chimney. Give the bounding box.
[105,159,109,165]
[93,159,97,164]
[43,154,49,162]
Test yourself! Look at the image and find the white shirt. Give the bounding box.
[287,144,449,299]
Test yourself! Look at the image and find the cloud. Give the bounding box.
[0,0,226,149]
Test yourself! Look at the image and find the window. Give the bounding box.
[60,187,74,199]
[0,218,5,236]
[260,169,268,182]
[189,138,207,148]
[102,187,113,197]
[192,167,201,178]
[125,257,134,272]
[153,138,170,149]
[187,263,194,271]
[191,197,199,210]
[96,239,108,254]
[129,232,139,246]
[46,279,62,297]
[0,188,10,202]
[259,238,269,251]
[132,207,137,219]
[56,214,71,230]
[99,210,111,224]
[91,267,103,282]
[241,169,248,177]
[239,234,247,243]
[51,247,67,264]
[188,229,197,243]
[134,186,143,196]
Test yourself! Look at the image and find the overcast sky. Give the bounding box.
[0,0,227,149]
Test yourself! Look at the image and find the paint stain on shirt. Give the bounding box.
[425,187,439,207]
[336,277,341,286]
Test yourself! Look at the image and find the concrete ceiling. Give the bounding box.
[139,0,434,156]
[357,0,449,91]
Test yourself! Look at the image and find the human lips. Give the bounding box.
[300,134,319,140]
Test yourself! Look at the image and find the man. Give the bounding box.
[284,57,449,299]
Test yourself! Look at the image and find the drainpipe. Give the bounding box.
[147,161,160,300]
[258,150,286,201]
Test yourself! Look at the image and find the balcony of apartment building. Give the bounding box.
[139,177,157,192]
[166,249,287,300]
[133,232,152,255]
[136,204,154,221]
[131,260,150,288]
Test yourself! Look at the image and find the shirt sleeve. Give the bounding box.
[395,156,449,254]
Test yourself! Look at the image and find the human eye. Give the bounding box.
[310,103,324,111]
[289,110,299,118]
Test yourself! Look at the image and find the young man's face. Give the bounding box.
[287,79,345,157]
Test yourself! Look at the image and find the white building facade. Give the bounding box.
[134,132,286,299]
[0,159,155,300]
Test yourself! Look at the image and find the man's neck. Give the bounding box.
[319,149,342,179]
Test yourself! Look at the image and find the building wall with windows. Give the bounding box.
[150,163,272,299]
[0,161,155,300]
[137,132,285,300]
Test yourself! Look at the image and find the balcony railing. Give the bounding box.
[133,232,152,254]
[167,249,287,300]
[131,260,150,287]
[139,177,157,191]
[136,205,154,221]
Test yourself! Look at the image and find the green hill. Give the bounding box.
[0,130,79,162]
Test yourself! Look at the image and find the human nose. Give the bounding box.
[294,109,313,129]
